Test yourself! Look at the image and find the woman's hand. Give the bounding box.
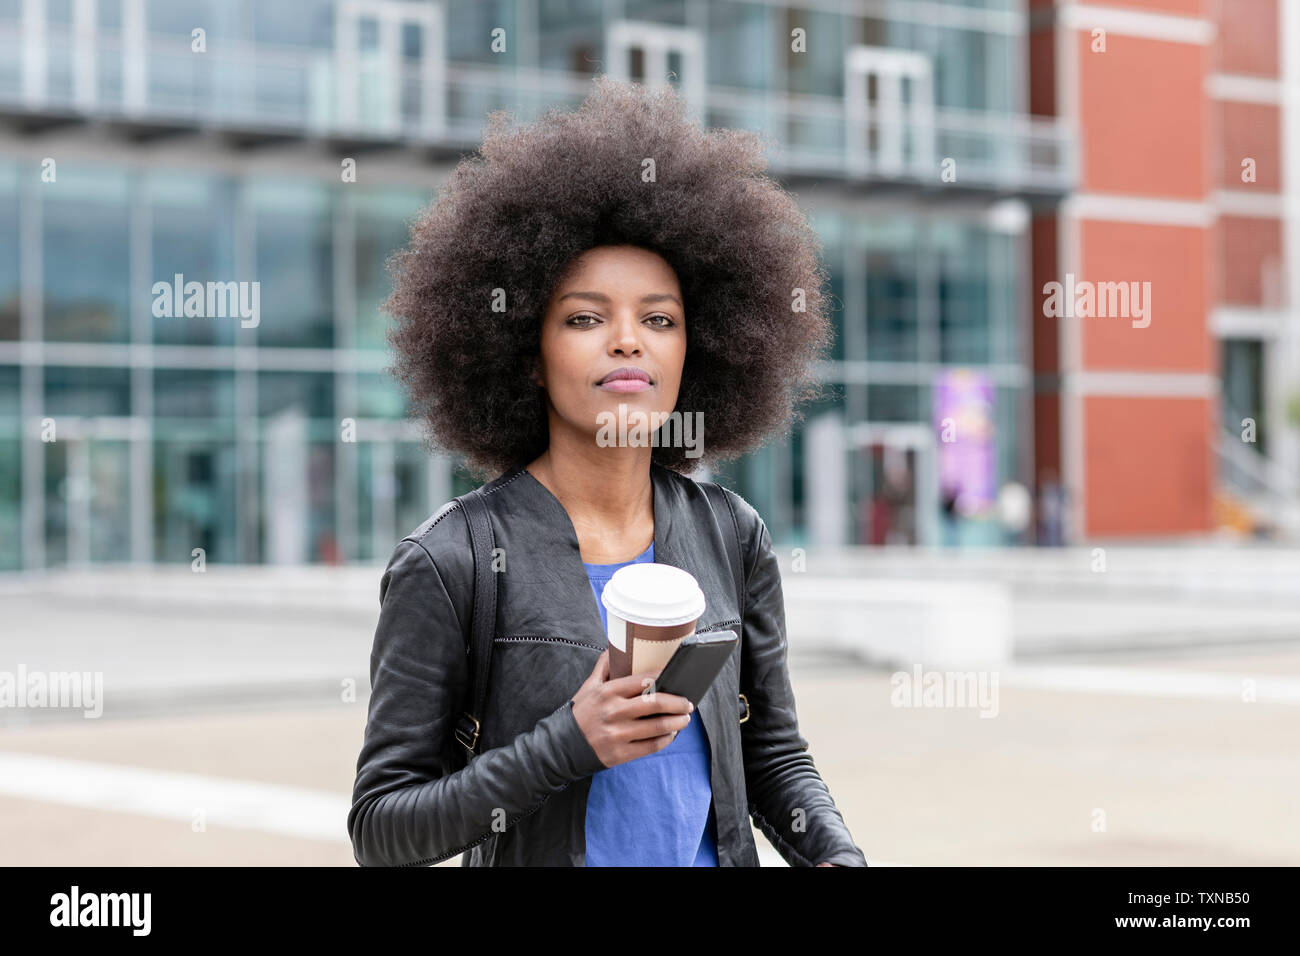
[571,649,695,769]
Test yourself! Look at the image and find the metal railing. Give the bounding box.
[1215,425,1296,519]
[0,21,1075,193]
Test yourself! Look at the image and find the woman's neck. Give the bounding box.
[525,442,654,562]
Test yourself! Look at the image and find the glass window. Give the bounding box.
[0,163,17,340]
[1222,339,1267,456]
[355,372,408,419]
[154,368,237,424]
[709,2,768,91]
[43,169,131,343]
[984,32,1013,114]
[394,441,432,543]
[153,436,238,564]
[253,0,333,48]
[813,210,847,363]
[257,437,337,564]
[87,439,131,562]
[988,230,1019,365]
[45,1,75,101]
[789,382,846,545]
[97,0,120,27]
[355,441,376,561]
[784,7,845,97]
[145,0,221,118]
[152,366,238,562]
[623,0,686,26]
[146,0,215,37]
[44,439,68,566]
[995,385,1021,493]
[537,0,603,73]
[446,0,518,65]
[96,0,124,104]
[0,366,18,569]
[0,365,17,423]
[917,24,998,112]
[860,218,919,363]
[0,6,19,97]
[827,269,847,363]
[44,366,131,417]
[858,15,909,49]
[150,174,237,346]
[934,223,989,364]
[39,435,130,565]
[250,182,334,348]
[866,383,925,423]
[355,188,425,351]
[727,441,780,535]
[258,371,334,423]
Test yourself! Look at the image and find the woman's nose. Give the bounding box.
[609,316,642,353]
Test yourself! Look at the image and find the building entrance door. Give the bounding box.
[844,46,934,178]
[336,0,444,137]
[606,20,705,118]
[847,422,938,546]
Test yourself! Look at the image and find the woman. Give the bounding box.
[348,76,866,867]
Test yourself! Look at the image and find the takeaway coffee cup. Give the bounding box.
[601,563,706,681]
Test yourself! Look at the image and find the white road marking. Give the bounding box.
[998,665,1300,704]
[0,751,896,865]
[0,751,349,844]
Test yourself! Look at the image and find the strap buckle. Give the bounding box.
[455,712,481,753]
[737,693,750,724]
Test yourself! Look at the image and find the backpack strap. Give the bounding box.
[701,482,750,724]
[453,487,497,763]
[701,481,746,622]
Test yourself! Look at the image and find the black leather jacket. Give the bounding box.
[347,460,868,866]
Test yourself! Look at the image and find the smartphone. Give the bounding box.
[647,630,738,707]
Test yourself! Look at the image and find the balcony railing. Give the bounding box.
[0,21,1076,195]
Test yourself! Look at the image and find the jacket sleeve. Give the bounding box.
[347,537,608,867]
[735,504,869,867]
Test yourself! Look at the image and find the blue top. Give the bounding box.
[582,541,719,866]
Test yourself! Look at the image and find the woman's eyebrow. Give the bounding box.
[558,291,682,307]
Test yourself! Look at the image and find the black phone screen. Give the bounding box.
[649,630,738,707]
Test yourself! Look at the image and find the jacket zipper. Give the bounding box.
[493,635,603,650]
[397,629,737,865]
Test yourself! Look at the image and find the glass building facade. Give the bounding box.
[0,0,1072,569]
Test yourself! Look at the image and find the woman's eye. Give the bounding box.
[567,313,675,327]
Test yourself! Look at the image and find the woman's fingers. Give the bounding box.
[582,648,610,690]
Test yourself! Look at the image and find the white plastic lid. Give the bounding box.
[600,562,706,627]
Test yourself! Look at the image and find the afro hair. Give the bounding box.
[384,74,834,482]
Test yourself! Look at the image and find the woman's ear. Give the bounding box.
[531,357,543,388]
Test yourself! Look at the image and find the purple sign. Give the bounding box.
[933,369,996,517]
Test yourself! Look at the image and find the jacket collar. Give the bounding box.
[486,458,729,775]
[487,459,694,648]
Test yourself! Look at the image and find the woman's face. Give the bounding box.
[534,244,686,449]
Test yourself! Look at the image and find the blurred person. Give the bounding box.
[940,482,961,547]
[1037,468,1066,547]
[996,480,1032,546]
[347,77,867,868]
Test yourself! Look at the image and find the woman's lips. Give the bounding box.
[598,378,652,393]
